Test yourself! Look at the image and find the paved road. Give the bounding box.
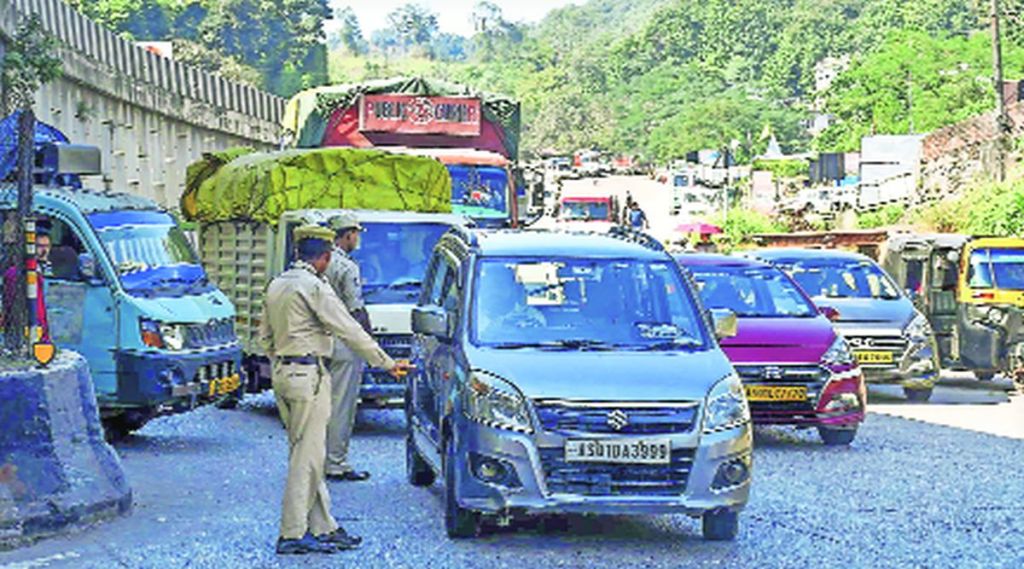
[3,377,1023,569]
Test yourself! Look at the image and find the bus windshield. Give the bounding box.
[448,164,508,219]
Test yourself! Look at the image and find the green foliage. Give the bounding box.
[2,14,62,110]
[857,204,905,228]
[751,159,807,179]
[818,30,1024,151]
[717,208,786,246]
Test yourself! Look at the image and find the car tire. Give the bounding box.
[702,509,739,541]
[216,392,242,409]
[974,371,996,382]
[903,386,933,402]
[818,426,857,446]
[406,433,435,487]
[444,435,480,539]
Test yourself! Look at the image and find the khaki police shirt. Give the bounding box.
[325,247,365,312]
[258,263,394,369]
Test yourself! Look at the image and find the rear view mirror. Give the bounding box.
[710,308,738,339]
[818,306,841,322]
[78,253,97,281]
[412,306,452,342]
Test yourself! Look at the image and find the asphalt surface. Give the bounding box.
[2,376,1024,569]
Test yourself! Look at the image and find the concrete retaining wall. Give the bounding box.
[0,351,131,550]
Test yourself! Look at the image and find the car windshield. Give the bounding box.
[778,258,901,300]
[561,201,609,221]
[674,175,690,187]
[968,248,1024,290]
[472,257,708,350]
[352,222,451,294]
[689,264,817,318]
[449,164,508,218]
[88,210,207,293]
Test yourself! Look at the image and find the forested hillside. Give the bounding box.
[70,0,1024,162]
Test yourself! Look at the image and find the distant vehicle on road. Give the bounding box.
[677,254,866,445]
[556,195,620,231]
[573,149,606,177]
[749,249,940,401]
[407,227,752,540]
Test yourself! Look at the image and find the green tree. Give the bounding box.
[331,6,368,55]
[385,3,439,55]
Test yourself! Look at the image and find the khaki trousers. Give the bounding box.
[272,360,339,540]
[326,341,365,476]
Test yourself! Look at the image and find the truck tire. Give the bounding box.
[102,412,149,442]
[973,371,995,382]
[818,426,857,446]
[702,509,739,541]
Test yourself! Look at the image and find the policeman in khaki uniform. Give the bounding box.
[325,213,372,481]
[259,224,410,555]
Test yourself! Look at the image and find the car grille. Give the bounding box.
[366,334,413,384]
[533,402,698,435]
[183,318,236,350]
[539,447,696,496]
[194,360,235,382]
[733,364,827,384]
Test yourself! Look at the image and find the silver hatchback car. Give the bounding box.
[407,228,753,540]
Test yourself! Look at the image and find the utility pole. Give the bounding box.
[992,0,1009,181]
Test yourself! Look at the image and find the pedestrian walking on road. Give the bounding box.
[325,213,372,482]
[627,201,649,230]
[259,224,409,555]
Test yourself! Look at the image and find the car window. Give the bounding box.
[690,265,816,318]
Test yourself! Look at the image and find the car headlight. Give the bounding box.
[822,336,855,367]
[903,312,933,342]
[702,373,750,434]
[140,318,185,351]
[463,371,533,433]
[985,306,1008,326]
[159,323,185,351]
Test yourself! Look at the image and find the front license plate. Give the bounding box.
[208,374,241,397]
[564,438,671,464]
[854,350,894,364]
[744,385,808,402]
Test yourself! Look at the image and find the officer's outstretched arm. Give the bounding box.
[313,282,396,370]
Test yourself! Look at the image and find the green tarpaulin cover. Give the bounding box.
[181,147,452,224]
[283,76,521,159]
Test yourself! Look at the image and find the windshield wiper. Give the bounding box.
[625,338,703,351]
[490,339,614,351]
[364,279,423,297]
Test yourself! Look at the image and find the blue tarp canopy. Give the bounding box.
[0,110,71,182]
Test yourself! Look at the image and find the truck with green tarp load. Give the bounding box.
[281,77,523,228]
[182,146,469,401]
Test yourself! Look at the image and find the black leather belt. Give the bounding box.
[278,355,322,365]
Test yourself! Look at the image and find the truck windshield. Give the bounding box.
[354,222,451,297]
[88,210,207,294]
[561,201,609,221]
[472,257,708,350]
[689,265,817,318]
[968,248,1024,290]
[448,164,508,219]
[780,258,901,300]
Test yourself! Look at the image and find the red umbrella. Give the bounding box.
[675,222,723,235]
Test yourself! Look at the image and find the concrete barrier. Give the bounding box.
[0,351,132,549]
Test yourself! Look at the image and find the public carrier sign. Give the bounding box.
[359,94,482,136]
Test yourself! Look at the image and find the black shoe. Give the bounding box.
[317,527,363,549]
[327,470,371,481]
[276,534,341,555]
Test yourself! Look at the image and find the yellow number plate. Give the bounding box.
[208,374,242,397]
[744,385,808,402]
[854,350,894,364]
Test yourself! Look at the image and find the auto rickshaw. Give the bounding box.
[882,234,1024,390]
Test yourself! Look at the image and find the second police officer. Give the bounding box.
[325,213,373,481]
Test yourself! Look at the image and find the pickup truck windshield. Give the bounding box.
[354,222,451,299]
[690,265,817,318]
[561,201,609,221]
[780,258,901,300]
[968,248,1024,290]
[472,257,707,350]
[88,210,207,294]
[448,164,508,219]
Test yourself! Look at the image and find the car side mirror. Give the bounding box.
[818,305,841,322]
[710,308,738,339]
[412,306,452,342]
[78,253,99,282]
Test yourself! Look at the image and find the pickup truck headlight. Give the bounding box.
[139,319,185,351]
[822,336,855,367]
[702,373,750,434]
[903,313,933,342]
[463,371,533,433]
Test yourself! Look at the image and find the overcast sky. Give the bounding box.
[329,0,586,37]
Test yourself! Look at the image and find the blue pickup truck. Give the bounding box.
[1,143,243,438]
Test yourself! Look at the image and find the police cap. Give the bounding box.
[293,224,335,244]
[328,212,364,234]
